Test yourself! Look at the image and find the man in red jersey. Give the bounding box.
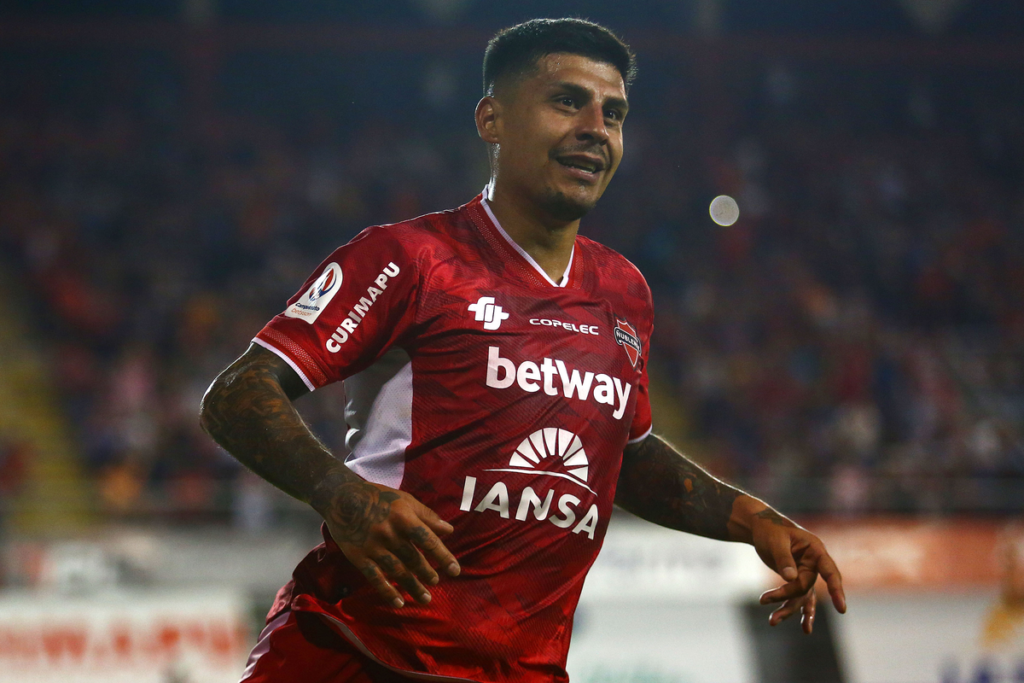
[201,18,846,683]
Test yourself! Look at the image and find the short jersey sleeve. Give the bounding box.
[627,346,653,443]
[254,226,418,390]
[626,276,654,444]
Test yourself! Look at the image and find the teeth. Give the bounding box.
[564,161,597,173]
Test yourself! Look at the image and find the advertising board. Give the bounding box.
[0,589,250,683]
[565,522,767,683]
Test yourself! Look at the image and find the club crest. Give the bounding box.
[614,319,641,368]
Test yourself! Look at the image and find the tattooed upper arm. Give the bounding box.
[248,345,310,401]
[199,343,414,548]
[198,343,346,505]
[616,434,741,541]
[622,436,646,462]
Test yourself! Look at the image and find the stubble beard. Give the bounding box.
[538,185,599,223]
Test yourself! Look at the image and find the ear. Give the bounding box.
[475,96,502,145]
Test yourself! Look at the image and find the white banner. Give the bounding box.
[567,601,757,683]
[580,521,772,602]
[565,521,769,683]
[0,589,251,683]
[833,590,1024,683]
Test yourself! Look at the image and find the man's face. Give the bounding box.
[486,53,628,223]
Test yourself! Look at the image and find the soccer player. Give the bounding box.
[200,18,846,683]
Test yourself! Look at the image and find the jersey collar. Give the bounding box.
[480,184,574,288]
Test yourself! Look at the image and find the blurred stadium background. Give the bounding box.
[0,0,1022,681]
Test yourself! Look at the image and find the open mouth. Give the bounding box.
[556,156,606,178]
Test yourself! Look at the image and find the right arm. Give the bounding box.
[199,343,460,607]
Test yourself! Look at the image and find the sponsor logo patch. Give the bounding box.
[324,262,400,352]
[485,428,591,491]
[529,318,599,335]
[468,296,510,331]
[485,347,632,421]
[458,474,600,539]
[285,263,343,323]
[614,319,641,368]
[323,262,399,352]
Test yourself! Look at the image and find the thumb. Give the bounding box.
[771,538,799,582]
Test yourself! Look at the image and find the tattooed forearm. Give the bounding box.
[308,468,399,545]
[755,508,796,528]
[616,434,743,541]
[199,344,393,542]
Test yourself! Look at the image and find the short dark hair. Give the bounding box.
[482,18,637,96]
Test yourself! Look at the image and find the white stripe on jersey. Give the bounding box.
[238,610,291,682]
[343,346,413,489]
[481,184,574,288]
[252,337,317,392]
[627,424,653,445]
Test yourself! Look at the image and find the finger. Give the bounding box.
[392,539,439,587]
[413,500,455,537]
[407,524,461,577]
[760,583,795,605]
[801,588,817,634]
[759,568,818,605]
[815,552,847,614]
[358,560,406,609]
[769,599,800,627]
[769,536,799,582]
[374,552,432,604]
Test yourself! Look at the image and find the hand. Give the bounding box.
[312,473,460,609]
[767,586,818,634]
[749,507,846,634]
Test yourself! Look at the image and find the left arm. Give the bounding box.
[616,433,846,632]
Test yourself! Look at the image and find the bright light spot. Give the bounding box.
[709,195,740,226]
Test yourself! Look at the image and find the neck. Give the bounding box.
[486,180,578,284]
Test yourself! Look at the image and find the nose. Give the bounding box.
[576,102,609,145]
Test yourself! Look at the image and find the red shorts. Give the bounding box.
[240,611,419,683]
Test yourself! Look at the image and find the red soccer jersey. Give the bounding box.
[254,192,653,682]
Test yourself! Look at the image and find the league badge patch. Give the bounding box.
[285,262,343,323]
[614,319,641,368]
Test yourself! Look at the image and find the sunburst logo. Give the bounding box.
[485,428,592,492]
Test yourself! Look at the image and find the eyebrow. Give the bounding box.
[552,81,629,114]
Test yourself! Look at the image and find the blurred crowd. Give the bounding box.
[0,46,1022,526]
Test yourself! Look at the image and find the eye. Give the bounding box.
[558,96,577,108]
[604,108,625,123]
